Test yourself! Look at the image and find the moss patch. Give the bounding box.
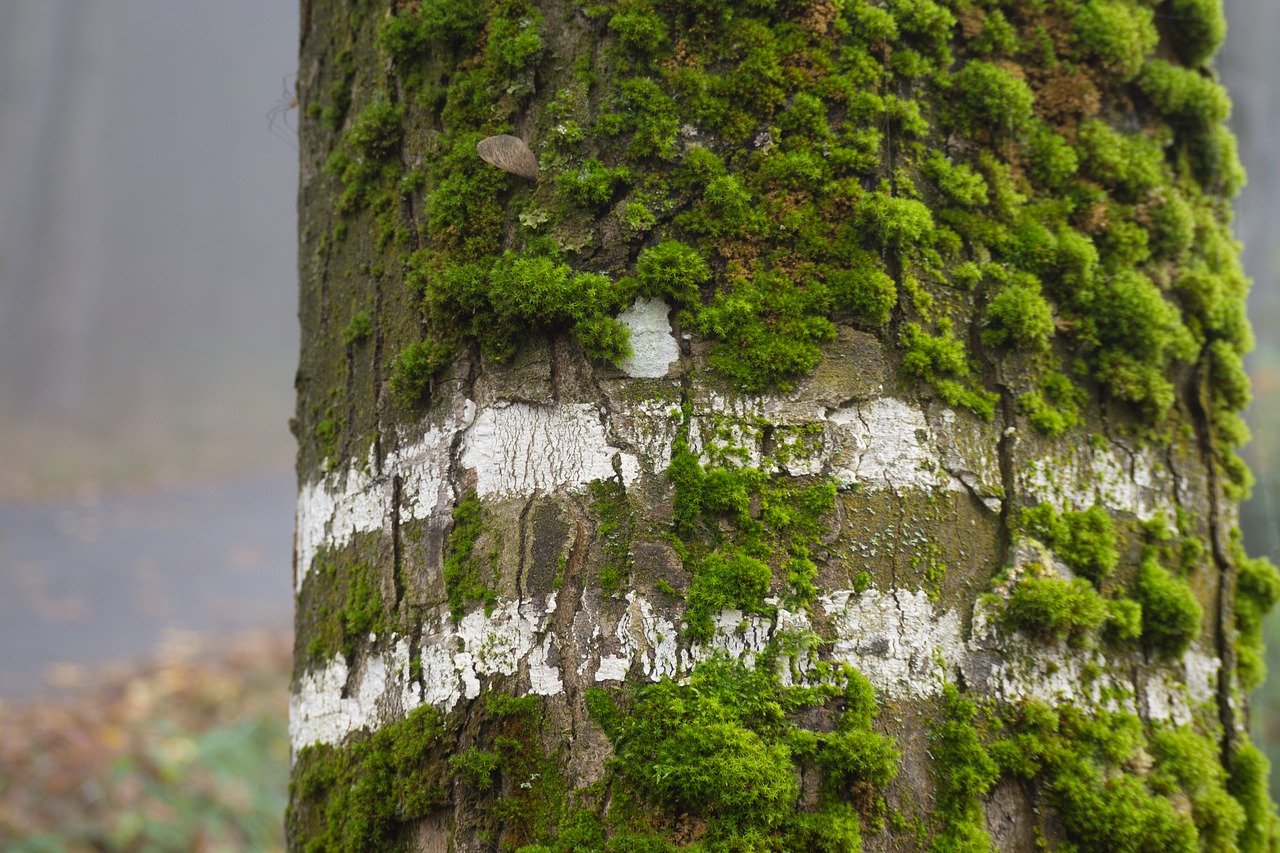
[927,684,998,851]
[586,654,898,850]
[299,551,388,668]
[1019,502,1119,585]
[1002,574,1107,646]
[308,0,1263,515]
[442,490,497,621]
[991,702,1263,852]
[667,433,836,640]
[590,480,634,594]
[289,705,449,852]
[1135,548,1202,659]
[1230,528,1280,690]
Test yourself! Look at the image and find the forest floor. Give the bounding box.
[0,628,290,851]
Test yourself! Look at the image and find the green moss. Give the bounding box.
[888,0,955,71]
[301,0,1279,837]
[603,76,680,161]
[449,747,500,789]
[1140,59,1230,129]
[1165,0,1227,67]
[901,321,997,419]
[682,172,756,237]
[555,158,630,208]
[325,100,405,218]
[608,1,668,56]
[1228,742,1280,852]
[1077,120,1166,202]
[685,550,773,637]
[1076,270,1197,417]
[419,249,631,364]
[902,324,969,386]
[289,705,449,852]
[302,555,388,665]
[1149,190,1196,260]
[923,151,988,208]
[1003,574,1107,646]
[668,440,836,640]
[475,693,583,846]
[928,684,997,852]
[992,704,1200,852]
[948,60,1034,137]
[587,656,897,849]
[1025,124,1079,190]
[632,239,710,306]
[1208,338,1252,413]
[967,8,1015,56]
[1104,597,1143,642]
[442,491,496,621]
[1198,121,1246,196]
[856,191,935,253]
[590,480,634,594]
[1135,550,1202,659]
[1148,727,1244,849]
[421,132,509,257]
[389,338,453,405]
[1018,374,1083,437]
[1019,503,1118,586]
[828,252,897,326]
[294,691,587,850]
[982,275,1054,354]
[345,100,404,160]
[313,416,342,462]
[1230,529,1280,690]
[377,0,484,54]
[696,268,836,392]
[619,201,656,237]
[316,0,1262,494]
[1072,0,1157,81]
[485,10,544,76]
[342,310,373,346]
[317,47,353,132]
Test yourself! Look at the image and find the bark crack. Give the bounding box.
[391,473,404,606]
[515,496,535,615]
[371,272,385,473]
[1185,354,1239,766]
[993,392,1018,579]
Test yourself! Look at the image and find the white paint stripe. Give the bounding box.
[826,398,962,492]
[461,402,640,498]
[289,586,1217,751]
[1023,443,1175,521]
[294,396,1021,590]
[294,419,456,593]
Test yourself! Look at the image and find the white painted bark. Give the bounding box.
[290,581,1219,750]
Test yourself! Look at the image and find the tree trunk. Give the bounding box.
[288,1,1280,849]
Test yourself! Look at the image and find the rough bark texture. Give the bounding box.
[290,1,1280,850]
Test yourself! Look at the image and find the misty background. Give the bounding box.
[0,1,297,497]
[0,0,1278,782]
[0,1,299,695]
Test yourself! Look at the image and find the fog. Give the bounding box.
[0,0,298,497]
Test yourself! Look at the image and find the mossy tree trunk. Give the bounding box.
[289,0,1280,849]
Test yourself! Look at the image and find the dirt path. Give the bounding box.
[0,471,294,699]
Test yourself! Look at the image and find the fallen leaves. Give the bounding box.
[0,628,290,851]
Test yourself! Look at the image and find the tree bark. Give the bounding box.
[289,1,1280,850]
